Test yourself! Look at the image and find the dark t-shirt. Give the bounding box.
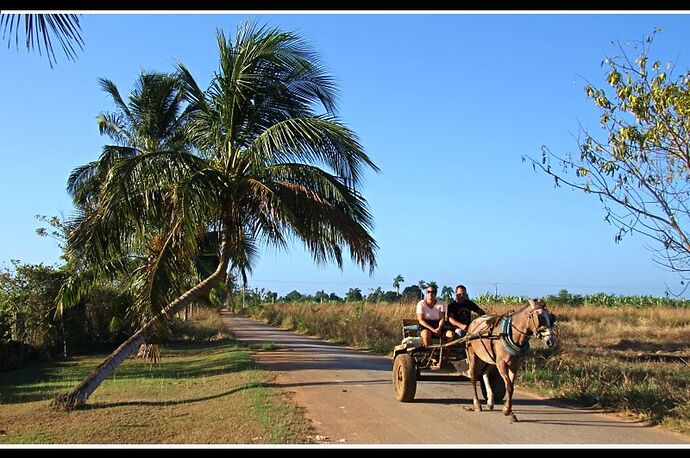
[446,299,486,326]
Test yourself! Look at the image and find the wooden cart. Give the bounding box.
[392,319,506,402]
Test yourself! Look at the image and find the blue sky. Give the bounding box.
[2,12,690,299]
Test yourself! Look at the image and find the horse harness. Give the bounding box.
[472,305,548,364]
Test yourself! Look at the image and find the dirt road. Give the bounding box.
[220,311,689,445]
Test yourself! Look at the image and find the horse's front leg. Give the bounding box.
[467,347,482,411]
[482,371,494,411]
[497,363,518,422]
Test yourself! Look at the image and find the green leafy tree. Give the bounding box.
[382,290,399,302]
[367,286,384,303]
[55,22,379,409]
[314,290,329,303]
[345,288,363,302]
[0,260,65,352]
[402,285,421,302]
[264,291,278,304]
[283,290,303,302]
[393,274,404,295]
[524,29,690,289]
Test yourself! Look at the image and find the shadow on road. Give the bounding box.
[268,378,389,389]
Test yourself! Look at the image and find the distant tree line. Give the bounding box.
[233,276,461,306]
[5,256,690,372]
[231,285,690,309]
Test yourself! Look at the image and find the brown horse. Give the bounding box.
[465,298,557,422]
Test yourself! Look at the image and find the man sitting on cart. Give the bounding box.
[445,284,486,340]
[416,284,446,346]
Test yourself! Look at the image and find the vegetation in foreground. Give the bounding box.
[0,309,311,444]
[248,301,690,436]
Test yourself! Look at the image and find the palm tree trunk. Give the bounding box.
[61,320,67,358]
[52,226,231,410]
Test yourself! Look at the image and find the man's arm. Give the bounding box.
[470,300,486,316]
[446,303,468,330]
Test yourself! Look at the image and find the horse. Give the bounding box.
[465,298,557,422]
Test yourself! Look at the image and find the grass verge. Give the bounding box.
[0,337,311,444]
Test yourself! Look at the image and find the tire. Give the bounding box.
[393,354,417,402]
[479,367,506,402]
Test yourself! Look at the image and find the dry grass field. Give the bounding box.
[253,301,690,435]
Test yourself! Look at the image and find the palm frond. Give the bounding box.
[246,116,379,186]
[232,163,377,273]
[67,146,137,208]
[96,112,135,148]
[98,78,132,123]
[1,13,84,68]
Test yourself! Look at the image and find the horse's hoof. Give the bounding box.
[487,404,494,411]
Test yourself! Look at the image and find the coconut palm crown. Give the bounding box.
[174,22,380,277]
[64,72,197,330]
[55,21,379,409]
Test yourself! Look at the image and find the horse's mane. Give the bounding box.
[487,300,543,326]
[475,299,546,331]
[483,314,503,328]
[513,299,546,315]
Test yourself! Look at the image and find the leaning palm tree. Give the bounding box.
[54,21,379,409]
[0,13,84,68]
[61,72,196,333]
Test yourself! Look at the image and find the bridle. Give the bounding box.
[532,308,555,341]
[475,300,556,361]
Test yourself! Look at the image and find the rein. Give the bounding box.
[471,318,502,364]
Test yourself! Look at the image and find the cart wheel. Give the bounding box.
[480,367,506,402]
[393,354,417,402]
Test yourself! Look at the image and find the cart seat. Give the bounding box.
[402,319,420,338]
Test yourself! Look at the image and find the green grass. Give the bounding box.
[255,342,282,351]
[0,338,311,444]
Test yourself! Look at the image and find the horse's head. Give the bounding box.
[528,298,557,348]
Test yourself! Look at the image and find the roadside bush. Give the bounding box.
[169,306,229,341]
[0,261,65,357]
[0,340,37,371]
